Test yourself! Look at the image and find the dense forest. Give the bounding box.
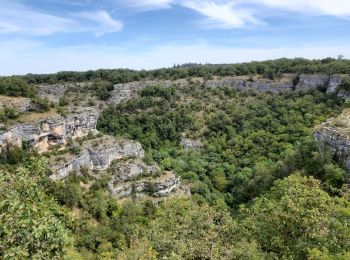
[1,59,350,259]
[1,57,350,86]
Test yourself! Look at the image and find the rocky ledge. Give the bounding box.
[314,109,350,171]
[180,138,203,150]
[49,135,182,199]
[108,171,181,199]
[109,74,345,104]
[49,136,144,180]
[0,95,32,113]
[0,108,98,153]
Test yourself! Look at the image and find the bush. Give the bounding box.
[0,106,20,121]
[32,97,50,112]
[92,81,114,100]
[0,77,36,97]
[59,96,69,107]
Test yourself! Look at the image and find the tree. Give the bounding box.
[0,158,73,258]
[235,174,350,259]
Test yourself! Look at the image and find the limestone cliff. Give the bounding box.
[108,171,181,199]
[49,135,183,199]
[109,74,344,105]
[0,108,98,153]
[49,136,145,180]
[37,82,93,103]
[107,159,181,198]
[314,109,350,171]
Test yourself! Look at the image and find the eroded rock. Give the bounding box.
[0,96,32,113]
[180,138,203,150]
[109,75,344,105]
[0,108,99,153]
[108,171,181,199]
[50,136,144,180]
[314,109,350,171]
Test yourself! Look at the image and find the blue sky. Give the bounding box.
[1,0,350,75]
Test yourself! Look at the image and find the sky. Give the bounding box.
[1,0,350,75]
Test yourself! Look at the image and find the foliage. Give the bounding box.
[98,85,345,207]
[91,80,114,100]
[2,60,350,258]
[0,144,37,165]
[31,96,51,112]
[0,77,36,97]
[0,158,73,258]
[59,96,70,107]
[235,174,350,259]
[17,58,350,85]
[0,106,19,121]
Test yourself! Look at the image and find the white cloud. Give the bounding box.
[1,40,349,75]
[0,1,123,36]
[120,0,173,9]
[0,1,78,35]
[250,0,350,17]
[181,1,261,29]
[121,0,350,29]
[78,11,123,36]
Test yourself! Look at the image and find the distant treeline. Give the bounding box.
[2,58,350,85]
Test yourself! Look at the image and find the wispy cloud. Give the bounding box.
[250,0,350,17]
[0,0,123,36]
[120,0,173,9]
[181,1,261,29]
[121,0,350,29]
[78,11,123,36]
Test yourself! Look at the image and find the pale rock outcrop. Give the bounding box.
[204,78,293,93]
[50,136,144,180]
[50,136,182,199]
[327,75,343,94]
[37,83,93,103]
[108,171,181,198]
[0,108,98,153]
[109,75,344,105]
[180,138,203,150]
[0,96,32,113]
[295,74,329,91]
[108,159,159,182]
[110,79,188,104]
[314,109,350,171]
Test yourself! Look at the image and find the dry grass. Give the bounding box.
[17,109,60,123]
[0,95,30,104]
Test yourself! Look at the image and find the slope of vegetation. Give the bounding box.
[98,86,347,208]
[2,59,350,258]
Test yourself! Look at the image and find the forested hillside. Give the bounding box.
[1,59,350,259]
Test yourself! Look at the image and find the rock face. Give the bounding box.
[108,159,159,182]
[37,84,69,103]
[110,79,188,104]
[180,138,203,150]
[0,96,32,113]
[108,171,181,199]
[204,78,294,93]
[295,74,329,91]
[327,75,343,94]
[50,136,145,180]
[109,75,344,105]
[0,108,98,153]
[37,83,92,103]
[50,136,182,199]
[314,109,350,171]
